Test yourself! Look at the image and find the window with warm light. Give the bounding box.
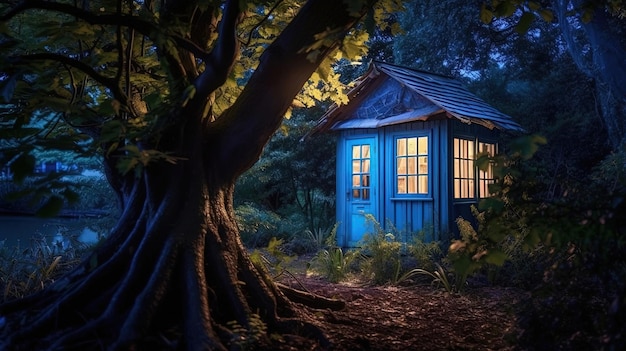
[395,136,428,195]
[453,138,496,199]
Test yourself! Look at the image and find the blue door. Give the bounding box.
[345,138,377,246]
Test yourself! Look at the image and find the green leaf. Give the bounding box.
[495,1,516,17]
[516,12,535,34]
[100,120,125,143]
[538,9,553,22]
[480,4,494,24]
[511,134,547,160]
[478,197,505,213]
[528,1,541,11]
[10,153,36,183]
[476,153,491,171]
[35,195,64,218]
[484,249,507,266]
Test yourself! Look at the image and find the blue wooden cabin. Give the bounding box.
[307,62,522,247]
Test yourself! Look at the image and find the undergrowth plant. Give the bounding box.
[448,206,508,291]
[308,224,360,283]
[358,215,407,285]
[408,228,443,272]
[0,234,87,301]
[249,237,294,281]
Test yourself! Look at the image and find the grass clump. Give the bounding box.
[0,234,89,302]
[308,224,360,283]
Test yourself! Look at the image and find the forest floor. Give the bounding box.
[272,254,529,351]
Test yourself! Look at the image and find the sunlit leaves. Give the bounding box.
[115,144,185,177]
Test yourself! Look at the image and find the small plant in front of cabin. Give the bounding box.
[411,263,455,293]
[408,228,443,272]
[309,224,360,283]
[358,215,407,285]
[447,206,508,292]
[249,237,295,281]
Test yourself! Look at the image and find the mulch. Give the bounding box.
[276,271,528,351]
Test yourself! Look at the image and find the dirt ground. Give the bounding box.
[273,259,528,351]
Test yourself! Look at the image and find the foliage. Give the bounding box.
[249,237,295,282]
[0,235,89,302]
[235,203,282,248]
[471,134,626,349]
[308,224,361,283]
[226,313,268,351]
[449,207,508,292]
[235,107,336,236]
[411,264,455,293]
[407,228,442,272]
[358,215,408,285]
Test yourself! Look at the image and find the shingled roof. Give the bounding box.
[306,61,522,136]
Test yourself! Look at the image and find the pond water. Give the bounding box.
[0,215,103,250]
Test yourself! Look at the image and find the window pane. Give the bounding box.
[418,156,428,174]
[397,176,406,193]
[468,140,475,159]
[353,189,360,199]
[408,175,417,193]
[419,175,428,194]
[362,159,370,173]
[396,136,429,195]
[362,174,370,187]
[397,158,407,174]
[418,137,428,155]
[352,145,360,159]
[352,175,360,187]
[362,188,369,200]
[397,138,406,156]
[352,160,360,173]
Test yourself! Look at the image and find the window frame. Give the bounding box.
[392,132,431,198]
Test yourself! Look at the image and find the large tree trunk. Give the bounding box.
[0,117,328,351]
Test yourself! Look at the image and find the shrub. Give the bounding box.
[408,228,443,272]
[357,215,406,285]
[235,203,282,248]
[308,225,360,283]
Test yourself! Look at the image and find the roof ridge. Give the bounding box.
[372,60,457,81]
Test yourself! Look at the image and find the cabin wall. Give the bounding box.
[380,120,450,242]
[335,120,503,247]
[336,119,452,246]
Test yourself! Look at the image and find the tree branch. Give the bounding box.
[193,0,242,99]
[0,0,211,60]
[9,53,128,104]
[212,0,375,179]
